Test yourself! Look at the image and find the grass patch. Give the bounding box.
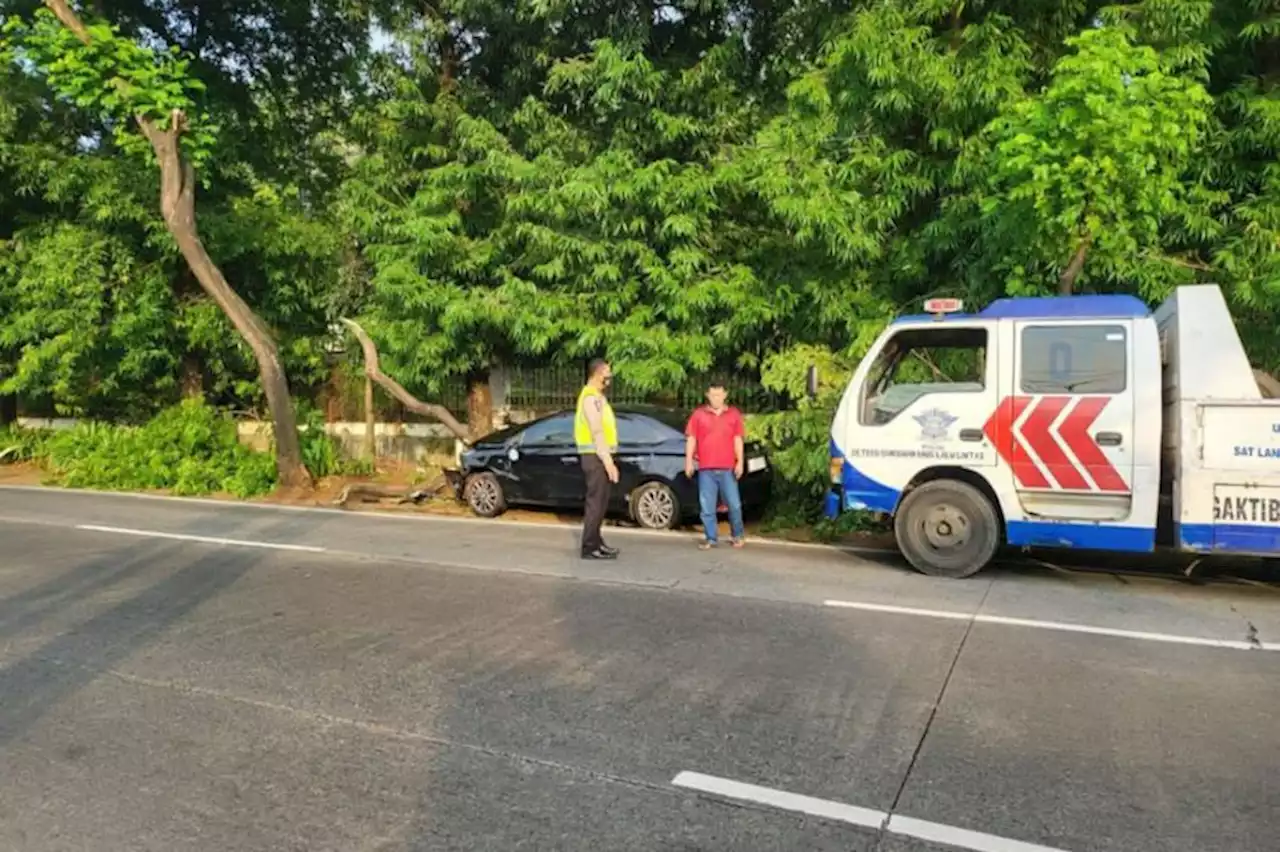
[3,400,278,497]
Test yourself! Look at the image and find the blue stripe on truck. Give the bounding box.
[1005,521,1156,552]
[1179,523,1280,554]
[829,438,1160,554]
[831,439,901,514]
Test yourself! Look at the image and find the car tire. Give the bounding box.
[464,471,507,518]
[894,479,999,579]
[630,481,680,530]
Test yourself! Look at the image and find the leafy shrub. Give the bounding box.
[297,403,342,478]
[0,423,50,462]
[35,399,277,497]
[296,402,375,478]
[749,344,886,537]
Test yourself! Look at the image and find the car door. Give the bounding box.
[1007,320,1135,522]
[612,413,677,500]
[512,413,582,506]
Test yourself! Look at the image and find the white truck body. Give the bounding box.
[827,284,1280,569]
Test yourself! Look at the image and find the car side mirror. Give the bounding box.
[805,365,819,400]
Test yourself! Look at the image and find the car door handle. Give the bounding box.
[1095,432,1123,447]
[560,456,579,465]
[958,429,984,442]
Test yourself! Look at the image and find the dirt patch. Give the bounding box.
[0,462,46,486]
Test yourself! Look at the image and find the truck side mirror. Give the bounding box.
[805,365,819,400]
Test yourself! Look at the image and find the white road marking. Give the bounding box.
[824,599,1280,652]
[671,771,884,830]
[0,484,878,555]
[75,524,326,553]
[887,815,1072,852]
[823,600,975,622]
[671,771,1072,852]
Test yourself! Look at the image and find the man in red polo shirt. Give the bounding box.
[684,383,746,549]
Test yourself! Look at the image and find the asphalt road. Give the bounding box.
[0,487,1278,852]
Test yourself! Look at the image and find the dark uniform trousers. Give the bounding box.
[580,454,611,552]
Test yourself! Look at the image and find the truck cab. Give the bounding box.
[828,292,1168,577]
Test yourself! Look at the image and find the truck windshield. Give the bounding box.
[861,327,987,425]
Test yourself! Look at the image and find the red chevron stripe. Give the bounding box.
[983,395,1050,489]
[1019,396,1090,490]
[1058,397,1129,493]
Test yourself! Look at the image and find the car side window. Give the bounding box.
[617,414,679,446]
[520,414,575,447]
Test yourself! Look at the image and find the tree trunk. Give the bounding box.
[340,318,472,443]
[363,374,377,460]
[151,154,307,486]
[1059,233,1093,295]
[0,394,15,427]
[1254,369,1280,399]
[43,0,310,488]
[466,370,493,441]
[181,354,204,399]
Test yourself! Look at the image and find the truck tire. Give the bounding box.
[894,479,999,579]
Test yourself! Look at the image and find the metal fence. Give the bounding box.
[504,364,782,415]
[364,364,783,421]
[14,363,786,425]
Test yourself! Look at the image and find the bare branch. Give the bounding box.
[340,318,472,443]
[1255,369,1280,399]
[1058,232,1093,295]
[333,474,458,508]
[42,0,91,44]
[1152,252,1214,272]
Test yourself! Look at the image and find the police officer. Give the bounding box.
[575,358,619,560]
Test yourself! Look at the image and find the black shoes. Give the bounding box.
[581,544,619,560]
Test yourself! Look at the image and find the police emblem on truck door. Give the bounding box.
[914,408,958,442]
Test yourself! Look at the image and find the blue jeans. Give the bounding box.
[697,469,744,544]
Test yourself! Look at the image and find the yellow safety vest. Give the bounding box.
[574,385,618,453]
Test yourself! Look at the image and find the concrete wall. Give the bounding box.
[15,409,552,466]
[236,421,462,465]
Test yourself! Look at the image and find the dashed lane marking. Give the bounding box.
[823,599,1280,652]
[672,770,1073,852]
[75,524,326,553]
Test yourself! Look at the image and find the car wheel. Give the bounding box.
[893,479,999,579]
[631,481,679,530]
[464,472,507,518]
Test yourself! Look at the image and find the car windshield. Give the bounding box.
[477,421,532,445]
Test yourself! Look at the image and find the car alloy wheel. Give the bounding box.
[464,472,507,518]
[633,482,678,529]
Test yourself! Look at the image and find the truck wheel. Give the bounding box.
[464,472,507,518]
[894,479,999,579]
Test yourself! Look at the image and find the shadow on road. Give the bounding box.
[0,518,299,748]
[380,560,965,851]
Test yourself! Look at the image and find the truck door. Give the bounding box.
[1004,321,1135,521]
[833,322,999,514]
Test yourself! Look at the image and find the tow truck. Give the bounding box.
[823,284,1280,578]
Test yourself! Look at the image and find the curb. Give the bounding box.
[0,484,893,557]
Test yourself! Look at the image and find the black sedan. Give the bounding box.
[457,407,772,529]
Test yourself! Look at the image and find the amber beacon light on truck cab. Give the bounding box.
[822,285,1280,578]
